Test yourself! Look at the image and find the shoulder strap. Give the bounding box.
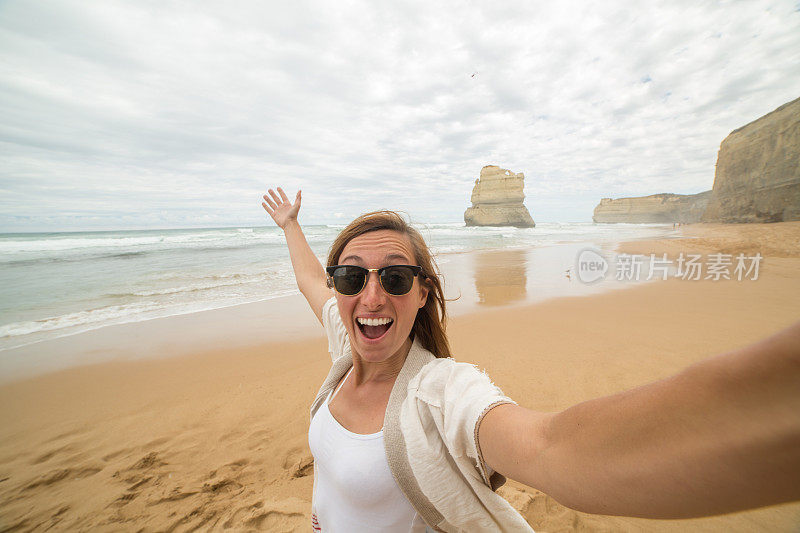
[383,337,444,530]
[310,355,353,420]
[330,366,353,401]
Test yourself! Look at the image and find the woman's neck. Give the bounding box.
[351,336,413,385]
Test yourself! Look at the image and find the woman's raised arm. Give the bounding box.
[262,187,332,325]
[479,320,800,519]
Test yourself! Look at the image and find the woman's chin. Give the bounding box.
[353,324,411,363]
[354,338,397,362]
[357,351,394,363]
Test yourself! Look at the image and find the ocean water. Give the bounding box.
[0,222,674,352]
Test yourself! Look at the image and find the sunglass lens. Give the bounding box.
[381,266,415,295]
[332,266,365,295]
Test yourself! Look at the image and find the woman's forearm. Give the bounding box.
[282,219,327,294]
[536,321,800,518]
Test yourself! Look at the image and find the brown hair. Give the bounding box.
[327,210,451,359]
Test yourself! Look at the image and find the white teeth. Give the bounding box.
[357,317,393,326]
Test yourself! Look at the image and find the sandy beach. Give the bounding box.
[1,222,800,532]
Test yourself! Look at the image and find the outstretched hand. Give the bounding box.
[262,187,301,229]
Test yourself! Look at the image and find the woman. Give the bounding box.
[262,187,800,532]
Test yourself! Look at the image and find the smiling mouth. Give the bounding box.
[356,319,394,340]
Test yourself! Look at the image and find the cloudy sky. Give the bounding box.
[1,0,799,231]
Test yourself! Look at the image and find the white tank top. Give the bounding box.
[308,367,427,532]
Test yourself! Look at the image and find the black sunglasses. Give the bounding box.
[325,264,426,296]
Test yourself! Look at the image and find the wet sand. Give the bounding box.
[1,222,799,531]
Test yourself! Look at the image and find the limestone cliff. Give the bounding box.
[464,166,535,227]
[593,191,711,223]
[702,97,800,223]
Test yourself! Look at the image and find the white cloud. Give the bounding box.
[1,0,799,231]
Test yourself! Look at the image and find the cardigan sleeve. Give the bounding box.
[321,296,351,362]
[411,358,516,490]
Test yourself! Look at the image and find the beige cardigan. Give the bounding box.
[310,298,533,532]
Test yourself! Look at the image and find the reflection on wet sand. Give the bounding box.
[472,249,528,306]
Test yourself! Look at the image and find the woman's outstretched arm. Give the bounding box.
[479,320,800,519]
[262,187,332,324]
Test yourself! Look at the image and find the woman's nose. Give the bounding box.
[361,271,386,306]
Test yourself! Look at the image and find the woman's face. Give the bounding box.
[335,229,429,364]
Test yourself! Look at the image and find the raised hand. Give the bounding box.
[262,187,301,229]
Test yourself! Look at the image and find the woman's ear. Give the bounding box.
[418,279,430,309]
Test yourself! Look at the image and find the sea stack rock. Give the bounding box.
[592,191,711,223]
[464,165,535,227]
[702,96,800,223]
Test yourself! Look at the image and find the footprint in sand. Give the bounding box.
[42,426,88,444]
[109,452,167,495]
[22,465,103,491]
[282,448,314,478]
[246,429,272,450]
[164,503,220,531]
[101,447,131,462]
[147,487,199,506]
[111,491,138,507]
[125,475,153,491]
[219,428,246,442]
[245,510,305,530]
[224,458,249,470]
[500,486,590,531]
[51,505,70,519]
[22,469,71,491]
[199,459,248,497]
[201,477,244,495]
[203,458,248,483]
[129,452,166,470]
[30,444,77,465]
[223,497,307,532]
[292,457,313,478]
[142,436,170,448]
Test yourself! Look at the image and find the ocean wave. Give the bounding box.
[0,239,300,268]
[0,228,287,255]
[98,268,294,299]
[0,288,302,344]
[0,256,70,267]
[127,273,286,297]
[0,302,165,338]
[0,249,162,266]
[0,235,174,253]
[106,251,149,259]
